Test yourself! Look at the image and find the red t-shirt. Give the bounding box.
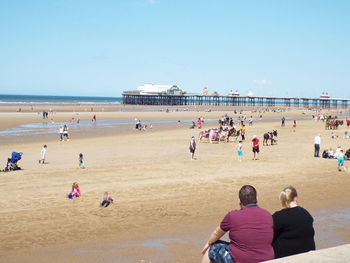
[220,205,274,263]
[252,138,259,149]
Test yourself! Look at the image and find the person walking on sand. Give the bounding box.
[197,118,202,129]
[338,150,347,172]
[189,136,197,160]
[252,135,260,160]
[314,134,321,157]
[241,124,246,141]
[59,126,64,141]
[281,117,285,127]
[237,141,243,162]
[201,185,274,263]
[63,125,69,141]
[39,145,47,164]
[292,120,297,132]
[92,114,96,123]
[78,153,85,168]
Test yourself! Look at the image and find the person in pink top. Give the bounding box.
[68,182,81,199]
[201,185,274,263]
[197,118,203,129]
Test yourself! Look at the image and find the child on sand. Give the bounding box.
[338,150,347,172]
[237,141,243,162]
[59,126,64,141]
[68,182,81,199]
[292,120,297,132]
[189,136,197,160]
[100,192,114,207]
[78,153,85,168]
[39,145,47,164]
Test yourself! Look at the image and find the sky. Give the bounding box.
[0,0,350,98]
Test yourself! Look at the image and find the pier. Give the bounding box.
[122,92,350,108]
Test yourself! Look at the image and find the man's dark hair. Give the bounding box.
[239,185,257,206]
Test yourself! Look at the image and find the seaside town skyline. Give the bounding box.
[1,0,349,98]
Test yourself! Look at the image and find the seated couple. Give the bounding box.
[201,185,315,263]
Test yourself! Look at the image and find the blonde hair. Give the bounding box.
[279,186,298,208]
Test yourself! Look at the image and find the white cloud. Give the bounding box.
[147,0,156,4]
[253,79,271,85]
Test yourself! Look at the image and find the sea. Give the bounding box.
[0,94,123,105]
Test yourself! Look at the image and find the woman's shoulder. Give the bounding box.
[273,206,313,218]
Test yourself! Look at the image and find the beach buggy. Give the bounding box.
[5,152,23,172]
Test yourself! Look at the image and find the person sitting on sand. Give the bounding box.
[68,182,81,199]
[272,186,315,259]
[343,131,349,139]
[328,148,335,158]
[334,146,342,158]
[100,192,114,207]
[201,185,274,263]
[322,149,329,158]
[331,132,338,139]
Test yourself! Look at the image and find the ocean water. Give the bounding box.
[0,94,122,105]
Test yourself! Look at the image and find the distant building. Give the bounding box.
[136,84,185,95]
[202,87,208,95]
[320,92,330,99]
[228,90,240,96]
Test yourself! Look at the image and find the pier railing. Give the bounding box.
[122,92,350,108]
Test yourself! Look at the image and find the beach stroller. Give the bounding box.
[345,149,350,160]
[5,152,23,172]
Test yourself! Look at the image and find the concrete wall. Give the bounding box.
[266,244,350,263]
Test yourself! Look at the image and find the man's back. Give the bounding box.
[220,205,274,263]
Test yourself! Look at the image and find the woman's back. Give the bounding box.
[273,206,315,258]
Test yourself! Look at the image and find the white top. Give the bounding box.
[59,127,64,133]
[40,148,47,159]
[314,135,321,145]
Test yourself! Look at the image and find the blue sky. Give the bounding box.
[0,0,349,98]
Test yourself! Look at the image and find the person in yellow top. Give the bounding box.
[241,124,246,141]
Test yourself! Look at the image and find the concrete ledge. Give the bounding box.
[266,244,350,262]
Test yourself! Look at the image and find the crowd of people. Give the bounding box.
[314,134,350,172]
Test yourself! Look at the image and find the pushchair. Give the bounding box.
[5,152,23,172]
[345,149,350,160]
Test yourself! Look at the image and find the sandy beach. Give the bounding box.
[0,107,349,263]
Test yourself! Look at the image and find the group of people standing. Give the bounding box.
[201,185,315,263]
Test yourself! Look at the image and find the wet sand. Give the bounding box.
[0,108,349,262]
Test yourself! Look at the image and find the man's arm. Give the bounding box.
[201,226,226,254]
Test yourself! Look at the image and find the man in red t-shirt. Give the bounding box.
[201,185,274,263]
[252,135,260,160]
